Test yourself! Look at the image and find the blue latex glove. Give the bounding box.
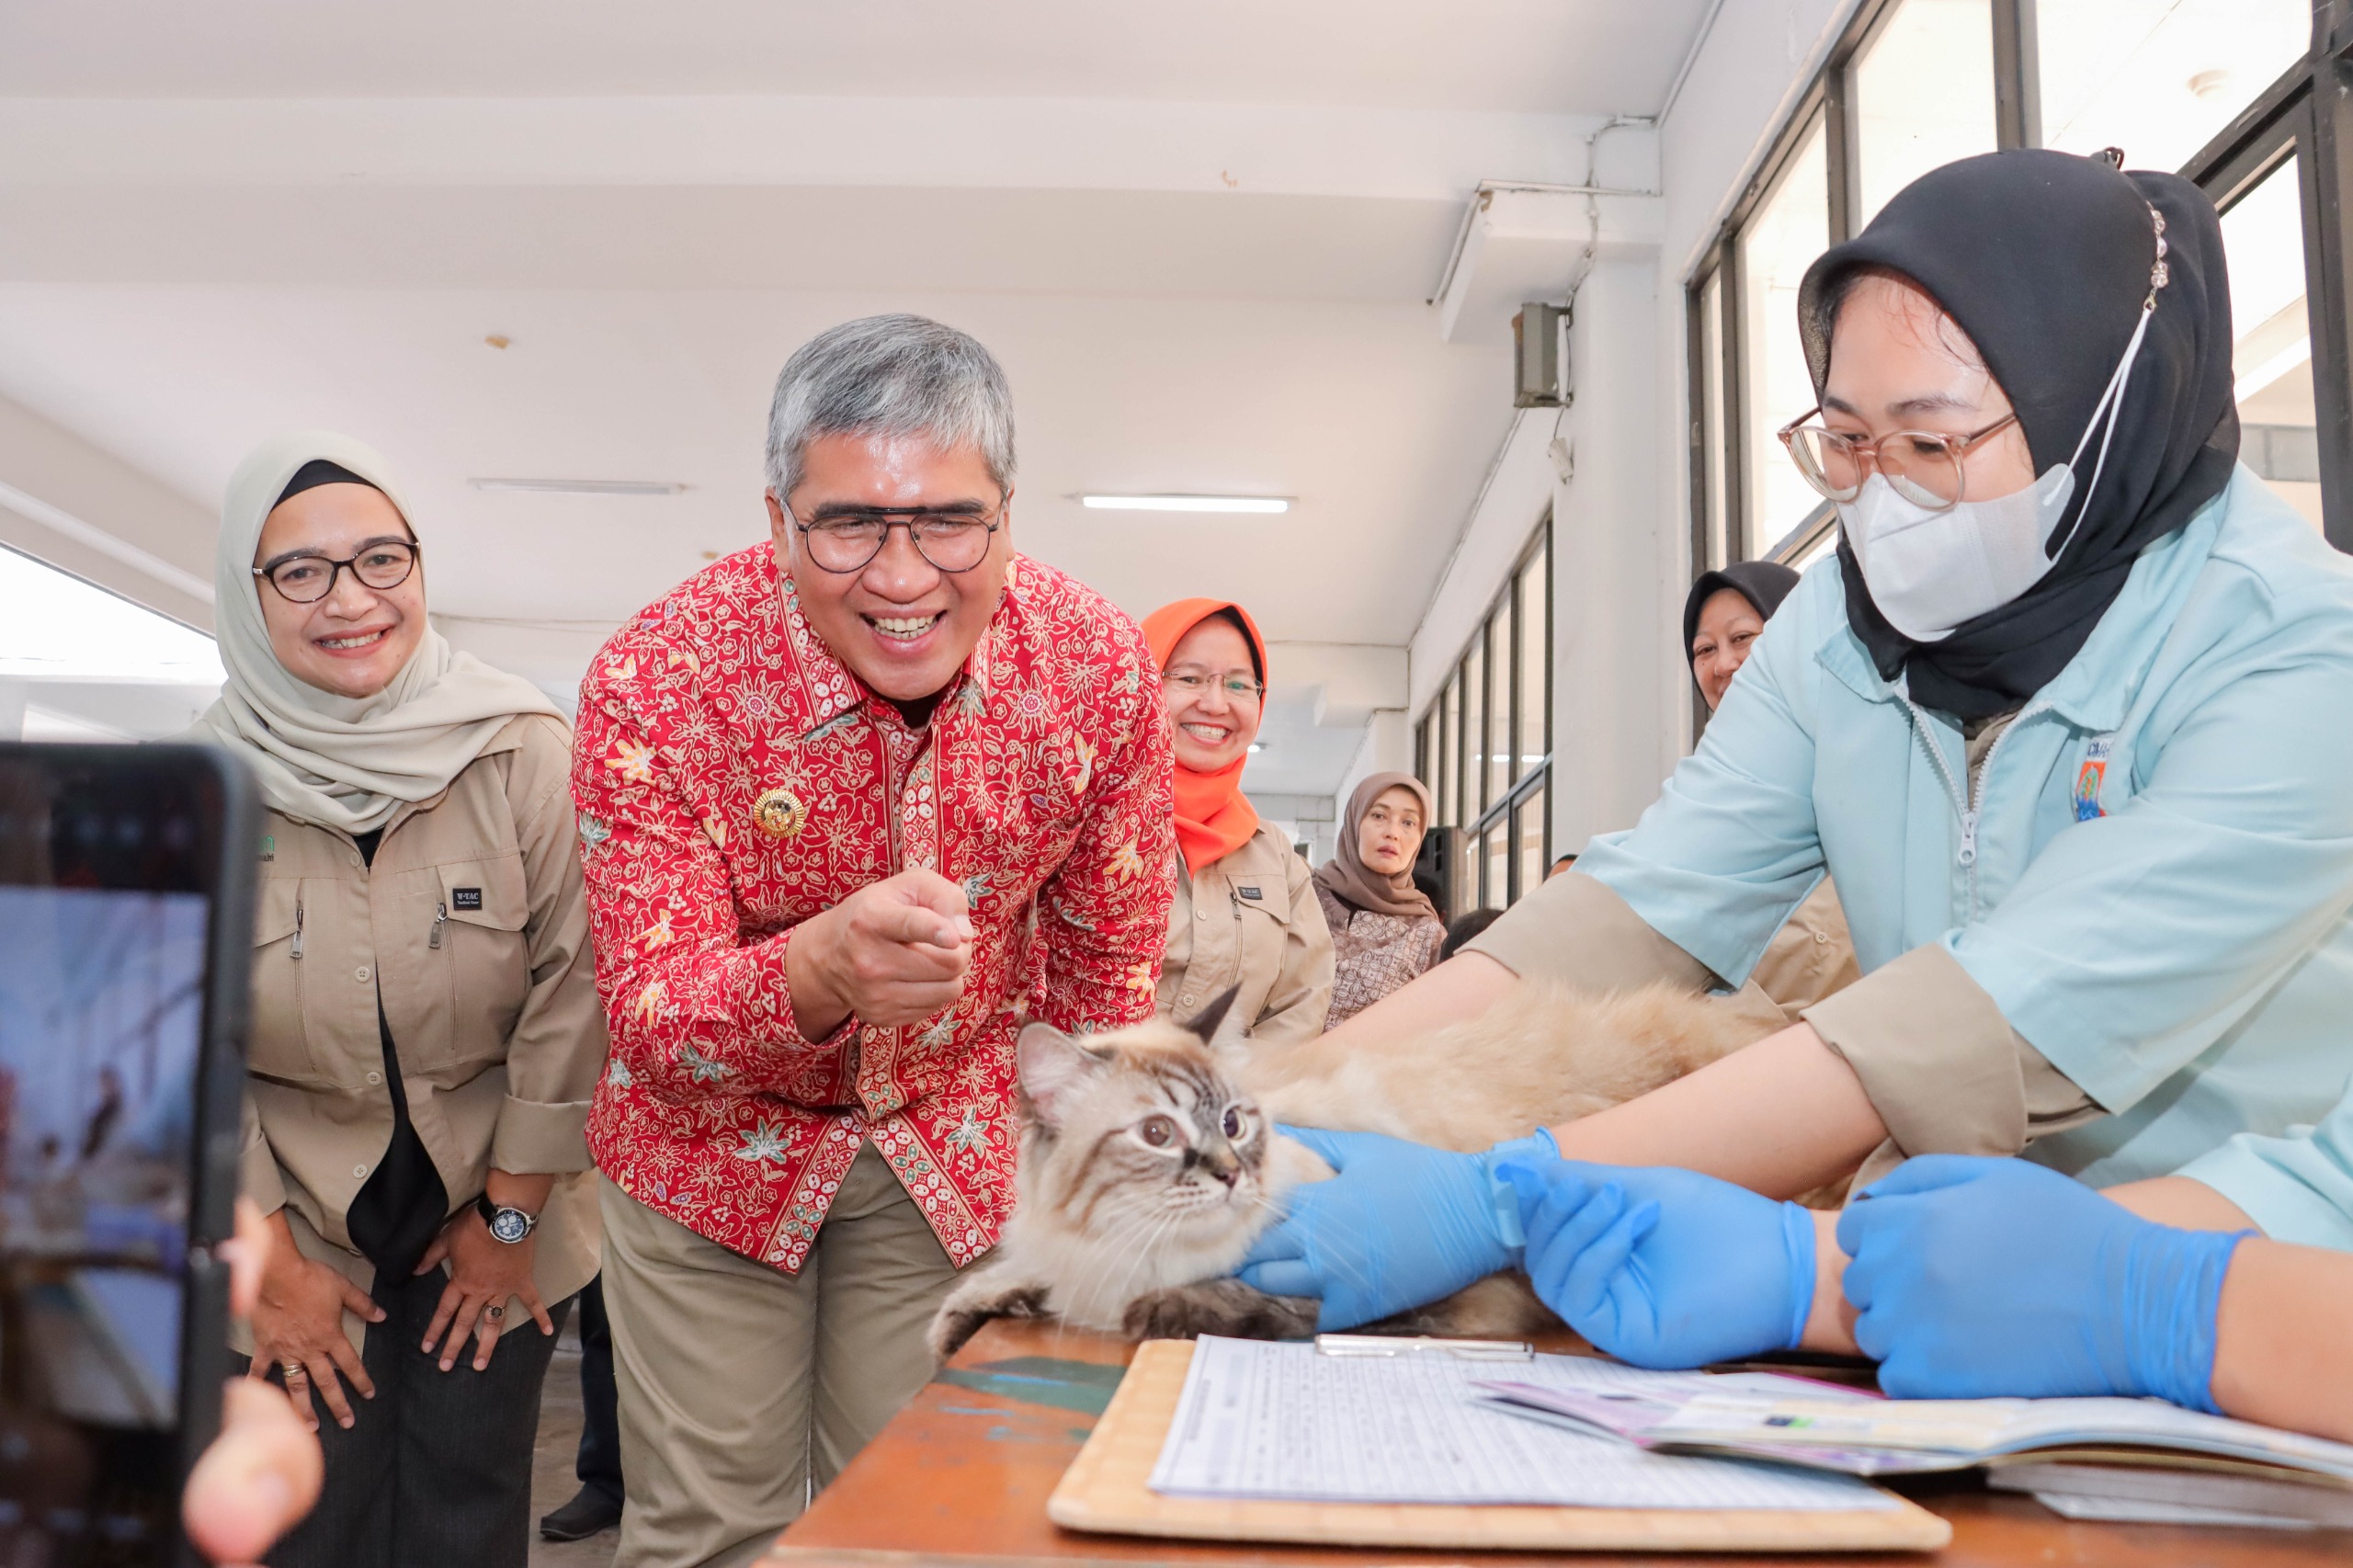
[1237,1125,1558,1331]
[1837,1155,2250,1410]
[1499,1159,1815,1369]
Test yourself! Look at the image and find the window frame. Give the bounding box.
[1414,516,1552,913]
[1688,0,2353,578]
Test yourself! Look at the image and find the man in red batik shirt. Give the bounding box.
[570,314,1175,1568]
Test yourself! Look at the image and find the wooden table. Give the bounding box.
[767,1320,2353,1567]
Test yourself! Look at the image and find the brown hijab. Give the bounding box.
[1314,771,1438,921]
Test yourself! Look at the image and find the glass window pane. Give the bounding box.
[1462,638,1485,821]
[1484,825,1509,912]
[1515,784,1548,907]
[1699,269,1729,570]
[1739,115,1831,560]
[1518,540,1548,772]
[1852,0,1997,230]
[2040,1,2310,174]
[2223,156,2322,530]
[1488,600,1515,800]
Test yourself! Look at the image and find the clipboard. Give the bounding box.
[1047,1340,1953,1553]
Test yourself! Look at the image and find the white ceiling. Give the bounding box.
[0,1,1697,797]
[0,1,1705,113]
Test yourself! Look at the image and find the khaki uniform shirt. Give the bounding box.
[1745,878,1862,1023]
[1157,826,1334,1048]
[241,713,607,1347]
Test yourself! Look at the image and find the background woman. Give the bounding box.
[201,431,606,1568]
[1313,773,1442,1028]
[1143,598,1333,1046]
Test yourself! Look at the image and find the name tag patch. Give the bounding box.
[2073,736,2114,823]
[452,887,484,911]
[1237,886,1264,901]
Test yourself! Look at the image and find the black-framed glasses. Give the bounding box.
[253,540,420,603]
[1161,670,1265,703]
[1778,408,2022,510]
[786,500,1006,574]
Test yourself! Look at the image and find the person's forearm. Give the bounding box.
[783,905,850,1040]
[484,1170,556,1213]
[1317,951,1518,1050]
[1551,1021,1888,1199]
[1800,1208,1862,1354]
[2106,1175,2261,1233]
[2209,1239,2353,1443]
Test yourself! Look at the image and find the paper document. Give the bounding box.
[1148,1336,1896,1511]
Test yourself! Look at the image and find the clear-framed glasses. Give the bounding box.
[1162,670,1264,704]
[1778,407,2022,511]
[253,540,420,603]
[787,500,1005,574]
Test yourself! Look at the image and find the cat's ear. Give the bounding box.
[1182,986,1241,1047]
[1017,1021,1107,1131]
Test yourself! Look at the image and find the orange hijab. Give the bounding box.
[1142,598,1267,875]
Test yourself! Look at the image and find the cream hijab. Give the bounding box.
[196,430,561,834]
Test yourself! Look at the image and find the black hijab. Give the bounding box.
[1683,560,1802,679]
[1797,150,2238,720]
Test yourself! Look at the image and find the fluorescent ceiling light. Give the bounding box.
[469,477,687,496]
[1081,494,1289,514]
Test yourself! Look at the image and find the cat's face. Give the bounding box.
[1012,1014,1274,1248]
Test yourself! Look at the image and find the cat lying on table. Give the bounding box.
[926,980,1791,1359]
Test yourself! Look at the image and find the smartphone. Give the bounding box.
[0,743,256,1567]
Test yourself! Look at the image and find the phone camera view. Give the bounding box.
[0,767,215,1567]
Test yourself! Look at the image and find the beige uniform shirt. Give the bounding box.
[1746,878,1862,1023]
[241,713,607,1346]
[1157,825,1335,1048]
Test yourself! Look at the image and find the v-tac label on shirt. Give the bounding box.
[452,888,484,911]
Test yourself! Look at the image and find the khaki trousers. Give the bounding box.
[599,1147,965,1568]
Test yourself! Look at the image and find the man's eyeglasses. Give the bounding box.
[254,540,420,604]
[1778,408,2022,511]
[1162,671,1265,703]
[787,500,1005,574]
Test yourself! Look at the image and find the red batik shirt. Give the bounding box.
[572,545,1175,1272]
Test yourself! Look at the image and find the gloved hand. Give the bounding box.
[1237,1125,1558,1331]
[1837,1155,2250,1411]
[1498,1160,1814,1369]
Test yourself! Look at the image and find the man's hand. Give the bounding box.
[246,1210,383,1431]
[787,869,976,1038]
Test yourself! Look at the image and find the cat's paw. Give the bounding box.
[1120,1278,1319,1342]
[926,1276,1050,1363]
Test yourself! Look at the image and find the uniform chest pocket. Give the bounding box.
[426,855,533,1067]
[245,877,321,1083]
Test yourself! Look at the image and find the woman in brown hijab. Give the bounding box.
[1313,772,1444,1027]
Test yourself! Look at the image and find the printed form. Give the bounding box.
[1149,1336,1896,1510]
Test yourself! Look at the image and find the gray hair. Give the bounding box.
[764,313,1017,502]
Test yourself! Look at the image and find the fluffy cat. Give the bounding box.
[927,979,1789,1358]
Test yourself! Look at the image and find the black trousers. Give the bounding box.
[574,1272,623,1505]
[248,1265,572,1568]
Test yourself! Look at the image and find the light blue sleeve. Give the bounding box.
[2173,1083,2353,1251]
[1953,642,2353,1118]
[1576,597,1827,987]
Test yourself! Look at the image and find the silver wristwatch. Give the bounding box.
[475,1192,540,1244]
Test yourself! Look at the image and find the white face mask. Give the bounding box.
[1838,298,2154,642]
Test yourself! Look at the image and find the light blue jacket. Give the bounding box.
[1581,468,2353,1231]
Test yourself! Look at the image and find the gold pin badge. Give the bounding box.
[753,787,808,840]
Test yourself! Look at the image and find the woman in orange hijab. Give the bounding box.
[1141,599,1335,1047]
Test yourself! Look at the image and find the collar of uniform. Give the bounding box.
[774,551,1017,743]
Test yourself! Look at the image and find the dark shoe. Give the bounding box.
[540,1485,623,1541]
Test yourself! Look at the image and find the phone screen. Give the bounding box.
[0,745,251,1566]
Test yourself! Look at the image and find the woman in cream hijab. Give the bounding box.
[203,431,608,1568]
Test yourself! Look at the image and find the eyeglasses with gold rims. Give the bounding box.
[1161,670,1265,703]
[786,499,1006,574]
[253,540,420,604]
[1777,408,2023,511]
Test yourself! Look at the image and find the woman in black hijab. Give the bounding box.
[1233,149,2353,1354]
[1684,560,1799,711]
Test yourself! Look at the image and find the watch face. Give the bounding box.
[488,1207,533,1244]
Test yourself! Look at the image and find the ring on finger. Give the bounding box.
[484,1304,504,1321]
[281,1361,305,1380]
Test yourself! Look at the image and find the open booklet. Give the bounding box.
[1473,1373,2353,1528]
